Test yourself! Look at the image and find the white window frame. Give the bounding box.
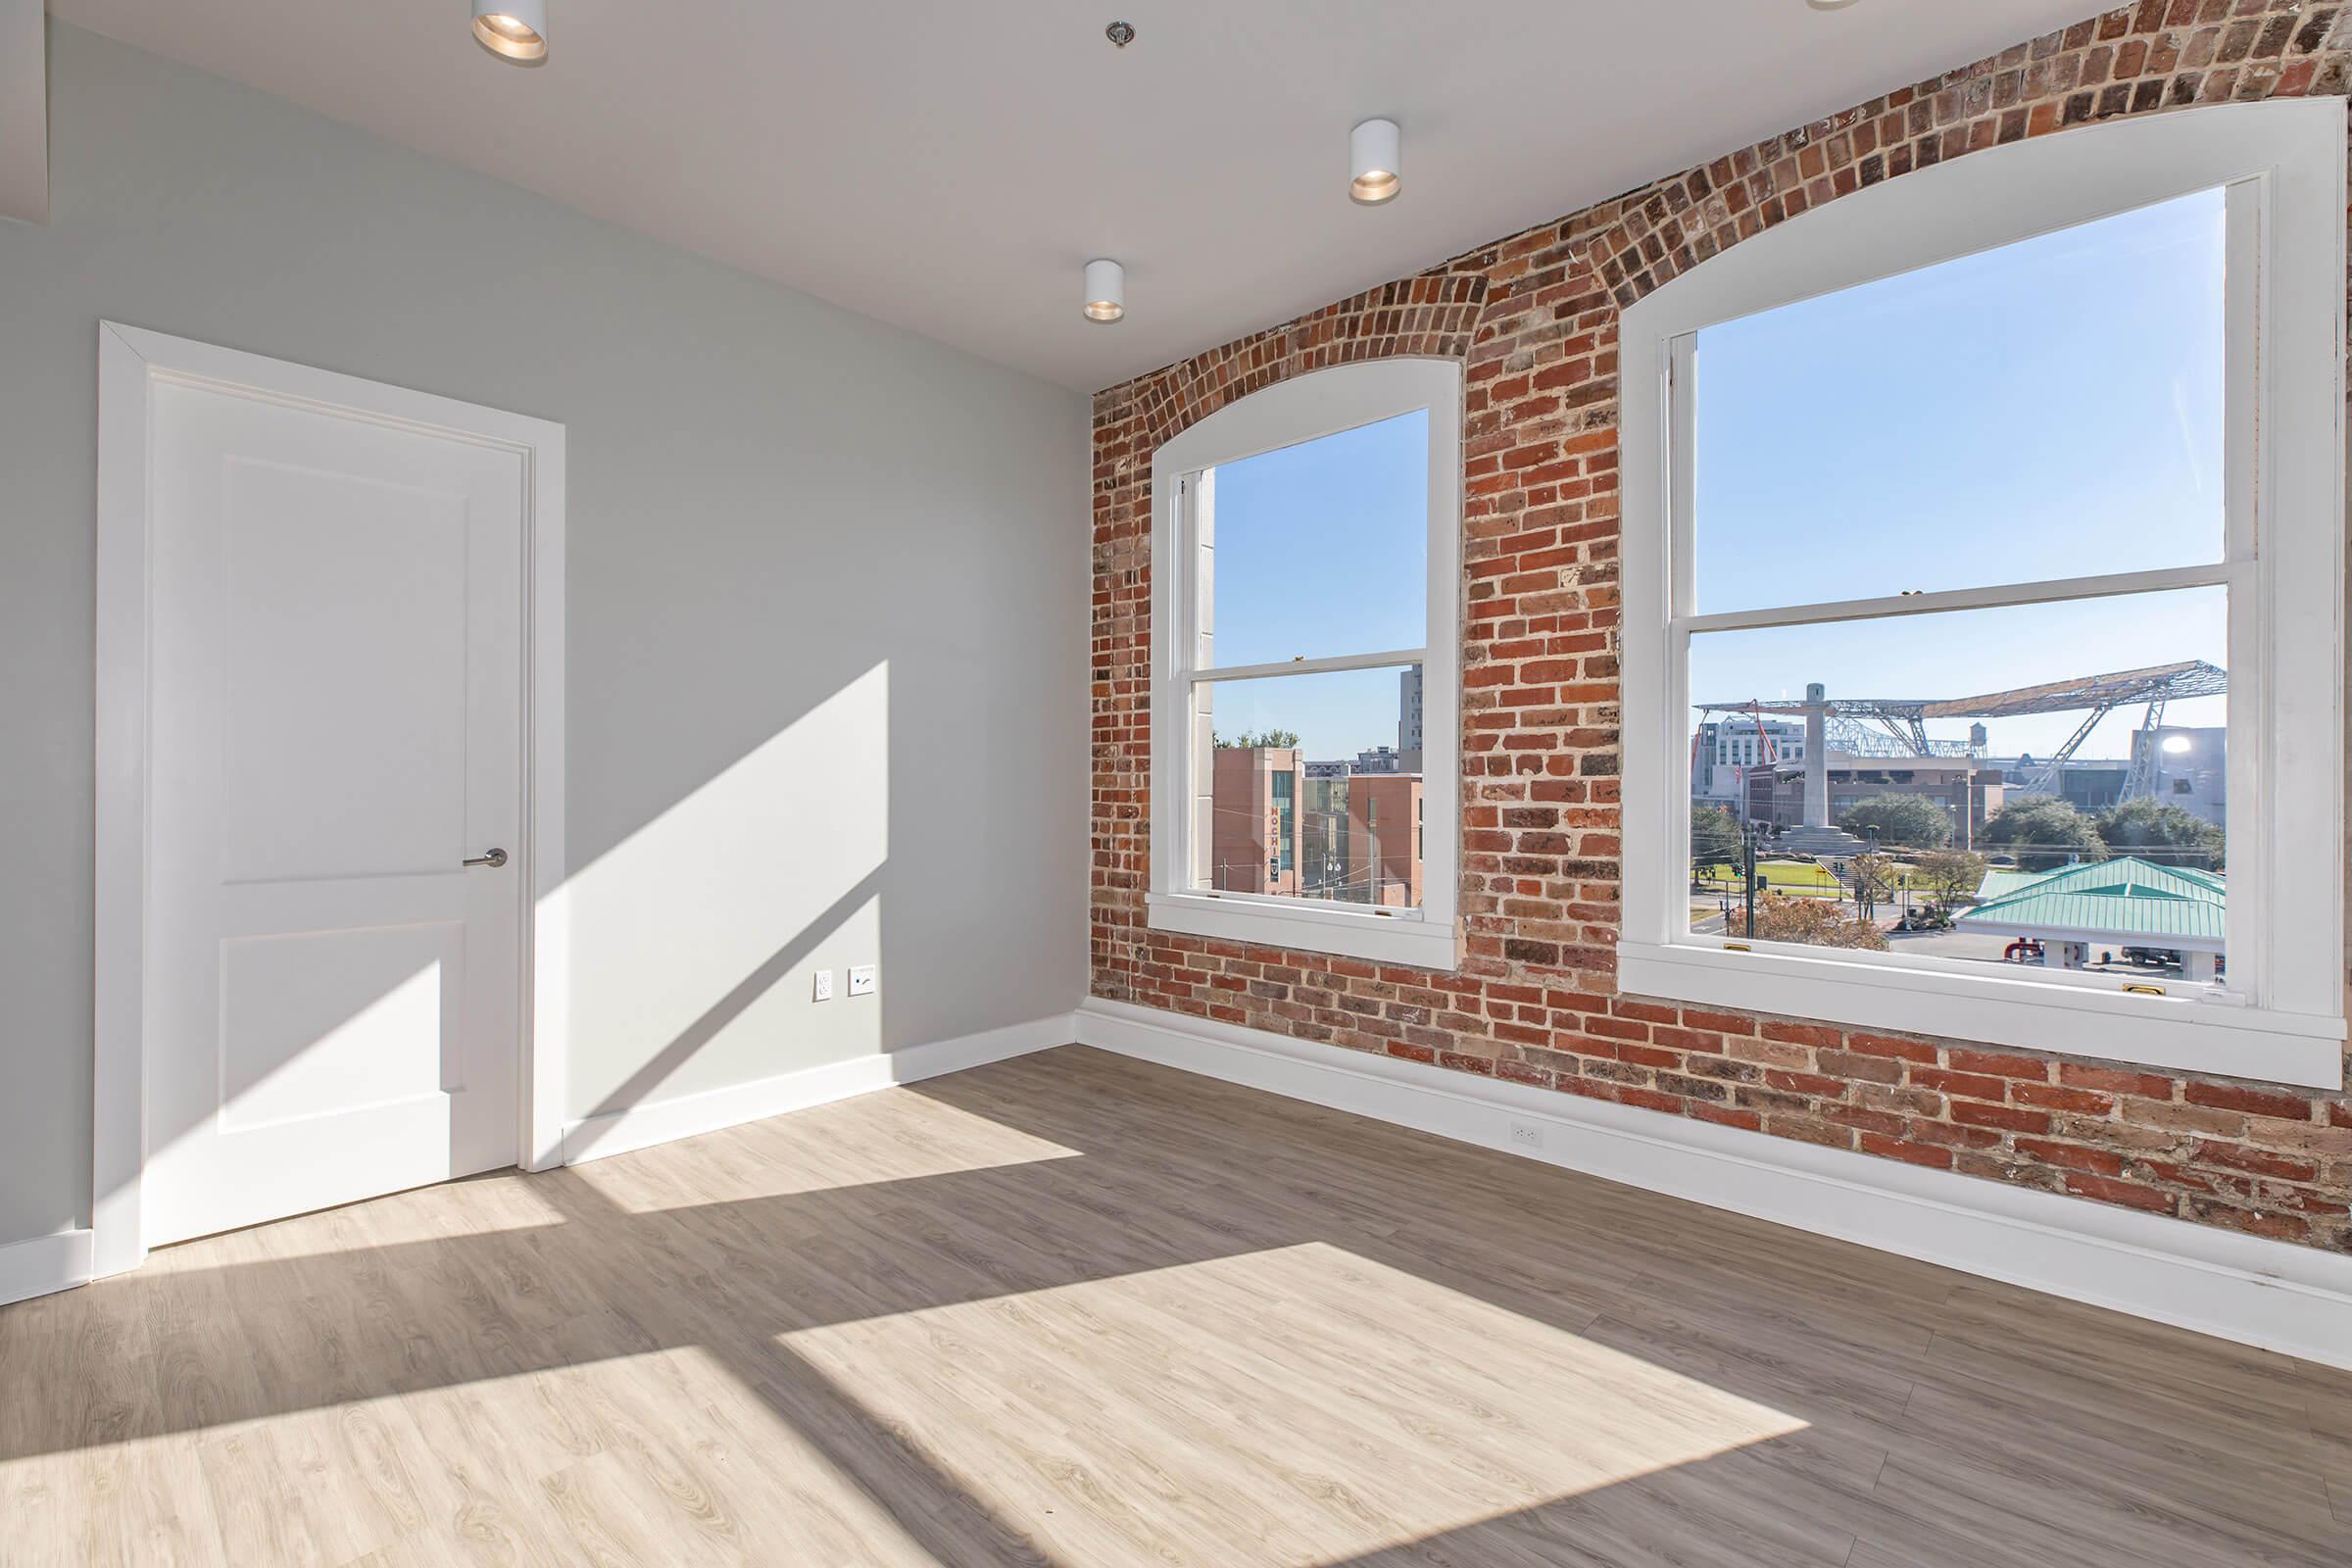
[1619,100,2347,1089]
[1148,358,1462,970]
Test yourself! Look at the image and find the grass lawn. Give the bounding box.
[1694,858,1923,898]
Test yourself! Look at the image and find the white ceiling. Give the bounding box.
[48,0,2102,391]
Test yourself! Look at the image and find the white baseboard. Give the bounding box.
[0,1228,94,1308]
[1076,998,2352,1372]
[562,1012,1077,1165]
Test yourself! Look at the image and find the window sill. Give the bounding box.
[1617,940,2346,1091]
[1148,891,1459,972]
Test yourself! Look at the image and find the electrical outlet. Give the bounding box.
[848,964,877,998]
[811,969,833,1003]
[1507,1121,1544,1152]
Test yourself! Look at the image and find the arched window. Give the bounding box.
[1148,359,1462,969]
[1617,100,2345,1088]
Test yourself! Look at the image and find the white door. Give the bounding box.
[141,375,525,1248]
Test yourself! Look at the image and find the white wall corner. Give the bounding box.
[1074,997,2352,1373]
[0,1228,94,1308]
[1,0,48,225]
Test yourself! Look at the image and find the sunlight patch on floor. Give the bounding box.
[771,1241,1809,1567]
[0,1343,951,1567]
[132,1170,573,1267]
[564,1090,1087,1215]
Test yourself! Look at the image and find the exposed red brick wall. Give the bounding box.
[1091,1,2352,1250]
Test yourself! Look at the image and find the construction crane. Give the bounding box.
[1693,702,1783,815]
[1697,661,2227,803]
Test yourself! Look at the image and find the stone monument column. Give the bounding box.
[1803,682,1829,830]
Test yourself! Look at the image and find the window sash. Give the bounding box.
[1661,173,2259,994]
[1148,358,1463,968]
[1674,561,2237,638]
[1173,494,1430,913]
[1182,669,1423,906]
[1614,99,2345,1085]
[1184,647,1427,684]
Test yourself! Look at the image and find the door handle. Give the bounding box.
[463,848,509,869]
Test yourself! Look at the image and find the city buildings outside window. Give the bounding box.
[1619,103,2345,1088]
[1148,359,1461,969]
[1272,772,1294,874]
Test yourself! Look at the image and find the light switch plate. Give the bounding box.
[811,969,833,1002]
[848,964,877,998]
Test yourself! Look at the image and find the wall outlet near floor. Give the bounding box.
[811,969,833,1002]
[1507,1121,1544,1152]
[848,964,877,998]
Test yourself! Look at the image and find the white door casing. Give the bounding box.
[94,324,567,1274]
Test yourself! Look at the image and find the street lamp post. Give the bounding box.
[1862,824,1882,922]
[1742,821,1762,940]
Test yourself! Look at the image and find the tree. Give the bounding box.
[1837,794,1952,850]
[1982,798,2106,871]
[1212,728,1299,751]
[1743,894,1888,951]
[1914,849,1988,912]
[1690,804,1742,875]
[1846,852,1899,923]
[2096,797,2225,870]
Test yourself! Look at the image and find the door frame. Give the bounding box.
[92,321,568,1279]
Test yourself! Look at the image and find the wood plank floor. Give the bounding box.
[5,1044,2349,1566]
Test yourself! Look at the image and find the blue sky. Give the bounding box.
[1206,411,1425,761]
[1207,185,2230,766]
[1693,184,2228,760]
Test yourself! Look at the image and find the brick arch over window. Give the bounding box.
[1115,272,1491,454]
[1091,2,2352,1251]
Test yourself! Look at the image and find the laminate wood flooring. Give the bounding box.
[5,1045,2347,1566]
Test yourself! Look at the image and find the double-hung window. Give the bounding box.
[1148,359,1461,970]
[1620,100,2347,1088]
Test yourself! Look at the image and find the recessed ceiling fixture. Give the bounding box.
[1083,259,1125,323]
[1349,118,1401,206]
[1806,0,1865,10]
[472,0,548,64]
[1105,21,1136,48]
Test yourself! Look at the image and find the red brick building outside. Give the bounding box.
[1208,746,1301,897]
[1209,748,1426,907]
[1348,773,1425,908]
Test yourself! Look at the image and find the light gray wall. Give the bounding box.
[0,24,1088,1246]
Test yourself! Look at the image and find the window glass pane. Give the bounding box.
[1197,411,1427,667]
[1187,665,1425,907]
[1687,587,2228,978]
[1692,188,2227,613]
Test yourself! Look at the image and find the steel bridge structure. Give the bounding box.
[1697,660,2229,803]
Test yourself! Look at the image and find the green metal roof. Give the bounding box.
[1958,857,2226,947]
[1975,866,2052,901]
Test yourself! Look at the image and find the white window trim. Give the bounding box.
[1148,358,1462,970]
[1619,100,2348,1089]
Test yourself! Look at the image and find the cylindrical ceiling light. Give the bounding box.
[1349,118,1400,206]
[1083,259,1125,323]
[472,0,549,63]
